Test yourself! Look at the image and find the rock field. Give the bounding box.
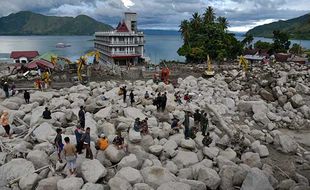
[0,62,310,190]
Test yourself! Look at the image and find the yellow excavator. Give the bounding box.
[76,51,100,81]
[85,51,100,64]
[203,55,215,78]
[239,55,249,73]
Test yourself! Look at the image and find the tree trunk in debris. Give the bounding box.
[205,104,234,138]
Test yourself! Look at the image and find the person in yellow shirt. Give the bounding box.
[96,134,109,151]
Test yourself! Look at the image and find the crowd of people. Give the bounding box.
[1,82,216,177]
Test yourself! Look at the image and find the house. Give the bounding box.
[10,51,39,63]
[94,12,145,66]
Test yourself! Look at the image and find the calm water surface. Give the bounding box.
[0,31,310,64]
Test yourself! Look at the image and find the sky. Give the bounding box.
[0,0,310,32]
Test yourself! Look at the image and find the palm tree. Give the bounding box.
[217,16,229,30]
[191,12,201,30]
[179,20,191,45]
[203,6,215,24]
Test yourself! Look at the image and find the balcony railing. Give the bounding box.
[95,40,144,45]
[112,51,136,55]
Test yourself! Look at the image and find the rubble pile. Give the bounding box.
[0,62,309,190]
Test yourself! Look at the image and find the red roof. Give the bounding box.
[26,59,54,69]
[116,21,129,32]
[10,51,39,59]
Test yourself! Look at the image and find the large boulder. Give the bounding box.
[241,168,273,190]
[19,173,39,190]
[85,113,99,140]
[252,103,270,126]
[133,183,153,190]
[203,147,219,160]
[57,177,84,190]
[141,166,177,189]
[36,176,63,190]
[124,107,146,119]
[81,159,107,183]
[108,177,132,190]
[163,140,178,158]
[118,154,139,169]
[179,179,206,190]
[129,128,142,143]
[32,122,56,143]
[115,167,144,185]
[30,106,46,126]
[0,159,35,187]
[241,152,262,168]
[290,94,304,108]
[260,89,275,102]
[197,167,221,190]
[105,145,126,163]
[82,183,104,190]
[149,145,163,156]
[26,150,49,169]
[172,151,199,169]
[157,182,191,190]
[180,139,196,150]
[94,106,112,121]
[219,165,241,190]
[274,134,298,153]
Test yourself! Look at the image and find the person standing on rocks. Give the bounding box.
[54,128,64,163]
[130,90,135,106]
[24,90,30,104]
[194,109,201,128]
[78,106,85,129]
[81,127,93,159]
[1,111,12,139]
[74,125,84,154]
[161,92,167,112]
[184,111,190,139]
[155,92,162,112]
[201,112,209,136]
[123,86,127,103]
[63,137,77,176]
[170,118,180,134]
[42,107,52,120]
[3,82,9,98]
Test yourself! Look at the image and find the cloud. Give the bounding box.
[0,0,309,31]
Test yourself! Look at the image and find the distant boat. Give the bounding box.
[56,43,71,48]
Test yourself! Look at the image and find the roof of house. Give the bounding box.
[275,53,291,62]
[35,52,57,62]
[10,51,39,59]
[116,21,130,32]
[26,59,54,69]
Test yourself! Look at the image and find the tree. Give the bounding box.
[289,43,303,55]
[191,12,201,30]
[177,7,243,63]
[217,16,229,30]
[203,6,215,24]
[242,34,254,48]
[179,20,191,45]
[272,30,291,53]
[254,40,272,50]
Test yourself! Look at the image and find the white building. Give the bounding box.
[94,12,145,66]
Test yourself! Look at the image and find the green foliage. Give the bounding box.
[246,13,310,40]
[254,40,273,50]
[0,11,113,35]
[178,6,243,63]
[272,30,291,53]
[242,34,254,47]
[289,43,304,55]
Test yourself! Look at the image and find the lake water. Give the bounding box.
[0,30,310,64]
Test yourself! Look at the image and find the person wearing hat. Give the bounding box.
[1,111,12,138]
[96,133,109,151]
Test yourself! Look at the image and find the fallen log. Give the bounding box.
[8,165,51,186]
[204,104,234,138]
